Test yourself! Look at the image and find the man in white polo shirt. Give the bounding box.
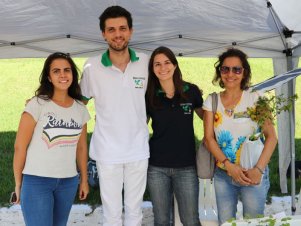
[80,5,149,226]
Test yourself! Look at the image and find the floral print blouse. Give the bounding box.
[203,89,262,169]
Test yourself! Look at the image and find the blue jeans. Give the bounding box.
[147,165,201,226]
[214,167,270,225]
[21,174,79,226]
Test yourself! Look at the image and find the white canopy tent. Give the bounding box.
[1,0,300,211]
[1,0,300,59]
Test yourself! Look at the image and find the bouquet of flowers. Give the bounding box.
[247,93,298,140]
[240,93,297,169]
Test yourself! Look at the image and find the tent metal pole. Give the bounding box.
[266,0,286,48]
[292,43,301,51]
[286,51,296,215]
[268,0,298,213]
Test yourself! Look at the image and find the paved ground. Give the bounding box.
[0,202,154,226]
[1,198,301,226]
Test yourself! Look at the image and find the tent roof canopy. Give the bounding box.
[0,0,300,58]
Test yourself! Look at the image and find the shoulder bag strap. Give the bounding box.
[211,92,218,114]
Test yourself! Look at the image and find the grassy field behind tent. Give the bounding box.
[0,57,300,206]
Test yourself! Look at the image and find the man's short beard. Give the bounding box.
[109,42,129,52]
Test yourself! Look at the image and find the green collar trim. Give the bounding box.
[156,83,190,96]
[101,50,112,67]
[81,95,91,101]
[101,48,139,67]
[129,48,139,62]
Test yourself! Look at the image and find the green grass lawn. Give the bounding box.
[0,57,300,206]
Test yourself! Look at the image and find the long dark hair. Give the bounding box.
[35,52,82,100]
[146,46,186,109]
[213,48,251,90]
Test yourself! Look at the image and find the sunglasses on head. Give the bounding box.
[52,52,70,58]
[220,66,243,74]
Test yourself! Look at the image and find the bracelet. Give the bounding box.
[221,158,229,165]
[255,165,264,174]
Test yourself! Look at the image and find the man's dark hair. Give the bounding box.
[99,6,133,32]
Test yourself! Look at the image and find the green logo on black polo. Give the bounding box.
[180,103,192,114]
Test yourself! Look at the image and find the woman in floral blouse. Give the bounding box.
[203,48,277,225]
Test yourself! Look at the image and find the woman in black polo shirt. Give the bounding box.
[146,46,203,226]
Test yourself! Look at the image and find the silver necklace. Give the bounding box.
[224,108,234,116]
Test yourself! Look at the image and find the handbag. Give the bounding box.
[196,92,218,179]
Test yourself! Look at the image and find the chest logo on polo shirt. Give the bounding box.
[180,103,192,114]
[133,77,145,89]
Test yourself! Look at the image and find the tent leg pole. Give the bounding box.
[289,87,296,215]
[289,106,296,215]
[287,54,296,215]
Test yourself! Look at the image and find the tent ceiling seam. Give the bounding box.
[12,44,56,54]
[68,35,106,44]
[0,33,283,48]
[9,35,67,45]
[267,1,287,49]
[69,47,108,56]
[237,44,282,53]
[130,35,180,45]
[178,43,235,56]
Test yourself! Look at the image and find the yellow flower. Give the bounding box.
[250,115,257,121]
[235,146,242,164]
[214,111,222,128]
